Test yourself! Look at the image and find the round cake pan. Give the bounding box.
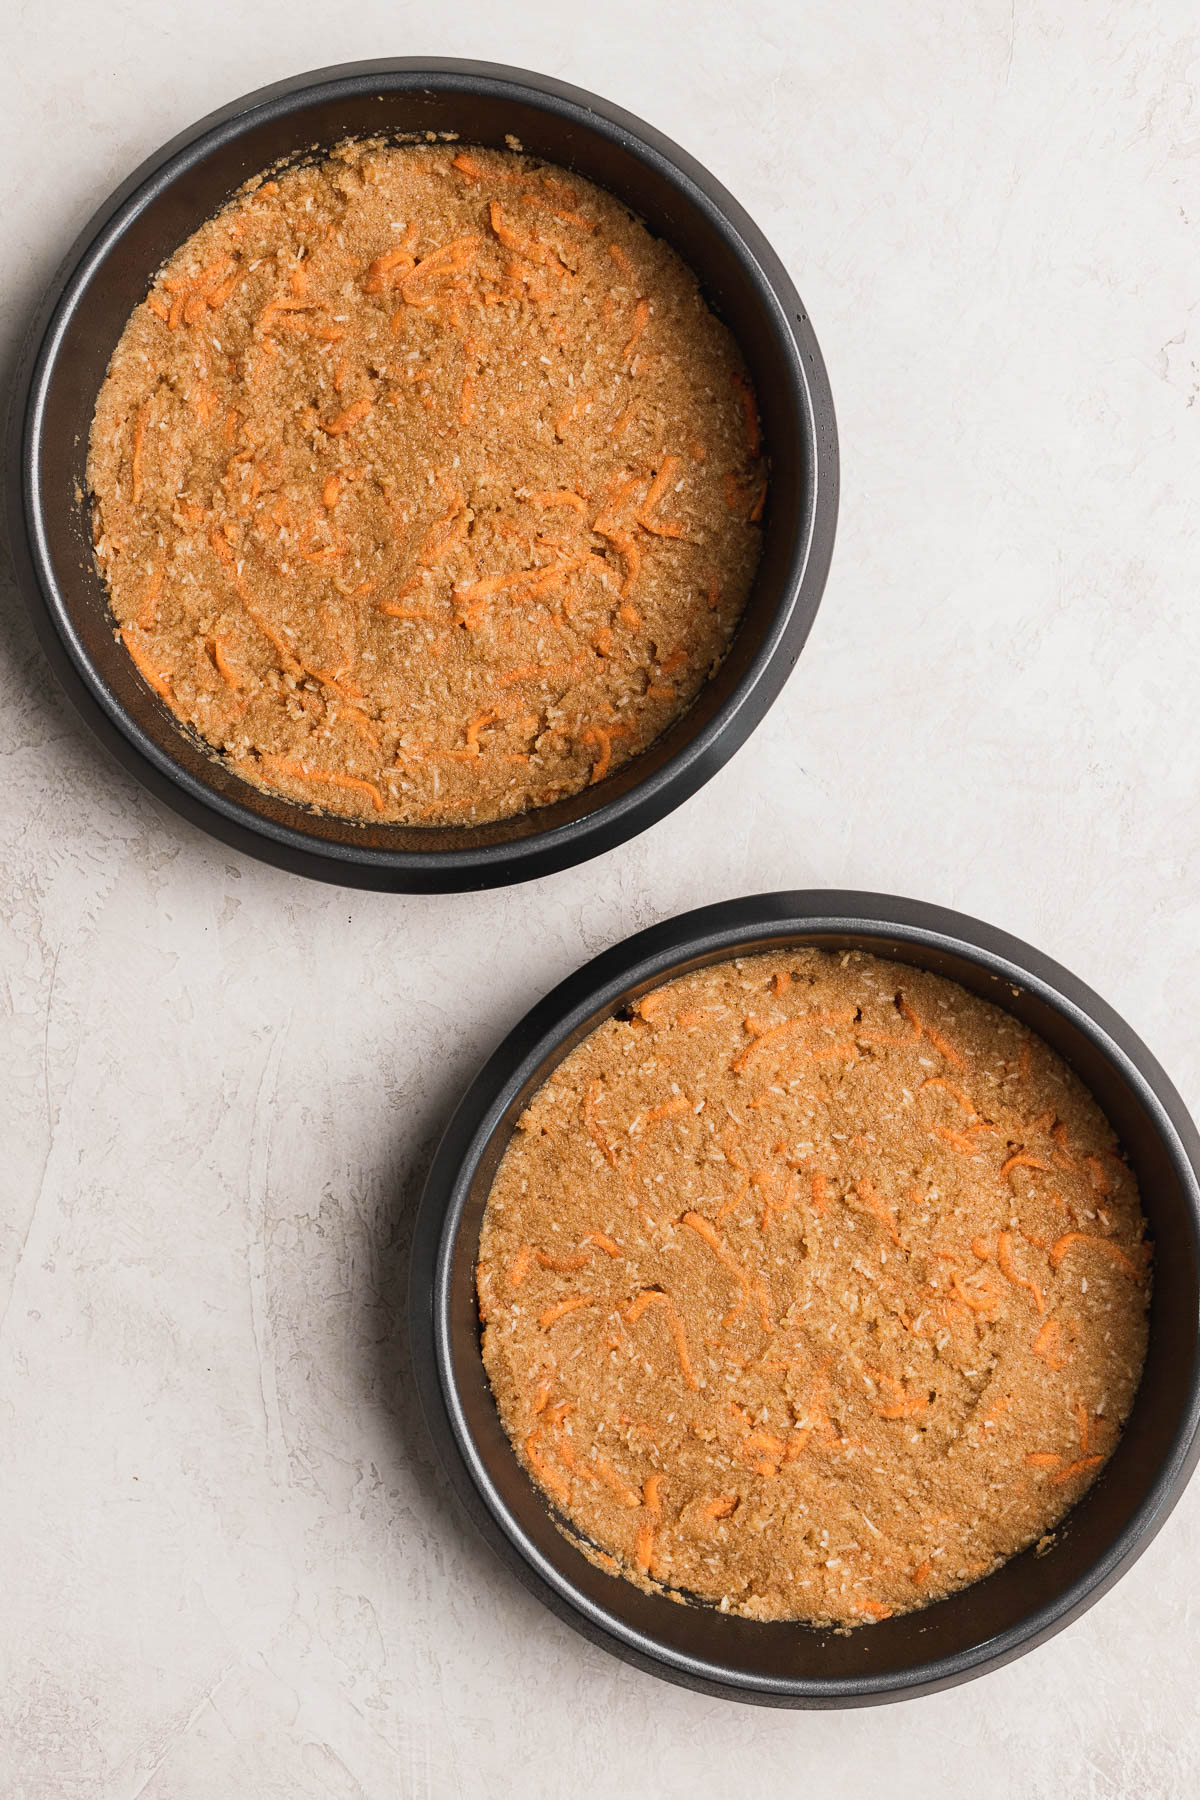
[6,59,837,893]
[410,890,1200,1706]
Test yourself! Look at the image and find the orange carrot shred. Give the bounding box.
[539,1295,595,1330]
[1001,1151,1050,1181]
[623,298,651,360]
[624,1290,698,1389]
[1048,1233,1145,1281]
[854,1178,901,1246]
[634,1522,655,1572]
[135,562,164,631]
[535,1249,591,1273]
[210,637,241,688]
[1084,1154,1114,1196]
[254,754,383,812]
[949,1272,1002,1317]
[1032,1319,1066,1367]
[583,1079,618,1170]
[731,1009,855,1073]
[528,489,589,516]
[700,1493,738,1520]
[525,1430,570,1504]
[119,628,171,701]
[323,397,373,436]
[581,726,613,782]
[996,1230,1045,1312]
[919,1077,978,1115]
[587,1231,622,1258]
[1052,1454,1104,1486]
[932,1125,985,1155]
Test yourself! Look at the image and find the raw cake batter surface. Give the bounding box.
[477,949,1151,1625]
[87,142,764,824]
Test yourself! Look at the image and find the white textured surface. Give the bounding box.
[2,2,1199,1793]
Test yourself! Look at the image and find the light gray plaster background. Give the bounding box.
[2,3,1199,1795]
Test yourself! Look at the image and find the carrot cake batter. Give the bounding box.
[87,142,765,824]
[476,949,1151,1625]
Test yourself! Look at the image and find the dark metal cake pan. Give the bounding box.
[7,60,837,891]
[410,890,1200,1705]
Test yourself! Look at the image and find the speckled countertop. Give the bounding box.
[3,3,1199,1795]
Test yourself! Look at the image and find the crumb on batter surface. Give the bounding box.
[476,949,1151,1626]
[87,142,765,826]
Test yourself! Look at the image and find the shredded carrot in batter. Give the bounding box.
[854,1178,901,1245]
[210,637,241,688]
[539,1295,596,1329]
[949,1272,1002,1317]
[119,627,171,701]
[587,1231,623,1257]
[1084,1155,1113,1196]
[536,1249,591,1273]
[528,489,589,515]
[1048,1232,1145,1281]
[525,1430,570,1504]
[254,755,384,811]
[323,397,373,436]
[870,1373,927,1419]
[624,1290,698,1389]
[583,1079,618,1170]
[1000,1152,1050,1181]
[623,298,651,360]
[731,1009,855,1073]
[919,1077,978,1115]
[402,234,481,299]
[680,1210,754,1328]
[136,562,164,631]
[996,1231,1045,1312]
[1031,1319,1066,1367]
[581,726,613,782]
[700,1493,738,1520]
[1052,1454,1104,1485]
[932,1125,985,1155]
